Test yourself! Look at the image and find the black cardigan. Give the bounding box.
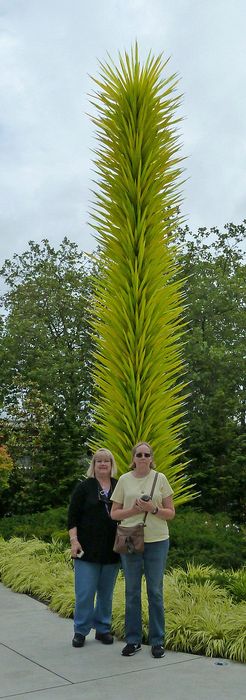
[67,477,119,564]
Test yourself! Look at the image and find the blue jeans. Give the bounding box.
[121,539,169,646]
[74,559,119,636]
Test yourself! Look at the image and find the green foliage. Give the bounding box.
[0,537,245,661]
[0,444,13,490]
[113,568,246,662]
[215,568,246,603]
[0,382,53,514]
[90,45,192,504]
[0,537,74,617]
[169,563,246,604]
[168,508,246,570]
[164,578,246,662]
[0,507,68,542]
[176,223,246,520]
[0,221,245,518]
[0,382,52,461]
[0,238,94,513]
[0,221,245,517]
[1,505,244,572]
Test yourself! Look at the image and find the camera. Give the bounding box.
[77,550,84,558]
[140,494,151,501]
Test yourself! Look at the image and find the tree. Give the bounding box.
[176,222,246,520]
[89,45,194,504]
[0,238,94,512]
[0,443,13,493]
[0,381,53,515]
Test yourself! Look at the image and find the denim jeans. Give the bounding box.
[74,559,119,636]
[121,539,169,646]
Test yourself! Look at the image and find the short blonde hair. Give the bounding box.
[130,442,155,469]
[87,448,117,477]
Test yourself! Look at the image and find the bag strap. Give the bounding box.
[143,471,159,525]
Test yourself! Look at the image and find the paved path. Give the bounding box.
[0,583,245,699]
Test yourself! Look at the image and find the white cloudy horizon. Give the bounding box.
[1,0,246,264]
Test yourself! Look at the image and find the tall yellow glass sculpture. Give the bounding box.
[90,45,193,504]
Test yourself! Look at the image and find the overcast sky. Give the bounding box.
[1,0,246,264]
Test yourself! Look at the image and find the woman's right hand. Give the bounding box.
[71,539,83,558]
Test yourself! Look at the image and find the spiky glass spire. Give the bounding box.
[90,45,193,504]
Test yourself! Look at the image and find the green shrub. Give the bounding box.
[168,508,246,570]
[0,506,245,571]
[0,507,68,543]
[215,568,246,603]
[0,536,74,613]
[112,567,246,662]
[0,537,245,662]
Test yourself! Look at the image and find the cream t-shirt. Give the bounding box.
[111,469,174,542]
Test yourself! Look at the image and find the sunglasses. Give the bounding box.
[135,452,151,458]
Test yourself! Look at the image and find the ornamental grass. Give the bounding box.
[0,537,245,662]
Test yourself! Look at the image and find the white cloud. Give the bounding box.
[0,0,246,264]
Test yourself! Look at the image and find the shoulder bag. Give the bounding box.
[113,472,158,554]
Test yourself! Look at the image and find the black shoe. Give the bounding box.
[72,633,85,648]
[122,643,141,656]
[151,644,165,658]
[95,631,114,645]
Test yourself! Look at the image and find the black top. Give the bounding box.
[67,477,119,564]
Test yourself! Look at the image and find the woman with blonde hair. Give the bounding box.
[68,448,119,648]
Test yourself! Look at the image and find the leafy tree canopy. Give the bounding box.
[0,443,13,492]
[0,238,95,512]
[176,222,246,520]
[0,223,245,519]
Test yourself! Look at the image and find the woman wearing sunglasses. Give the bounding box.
[68,448,120,648]
[111,441,175,659]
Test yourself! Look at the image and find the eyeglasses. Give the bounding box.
[135,452,151,458]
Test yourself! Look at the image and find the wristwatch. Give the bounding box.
[151,506,158,515]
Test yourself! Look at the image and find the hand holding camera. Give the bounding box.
[71,548,84,559]
[136,494,153,512]
[70,537,84,559]
[76,550,84,559]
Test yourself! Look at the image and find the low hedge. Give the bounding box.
[0,507,69,544]
[168,508,246,570]
[0,506,245,570]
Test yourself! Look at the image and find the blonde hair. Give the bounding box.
[130,442,155,470]
[87,448,117,477]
